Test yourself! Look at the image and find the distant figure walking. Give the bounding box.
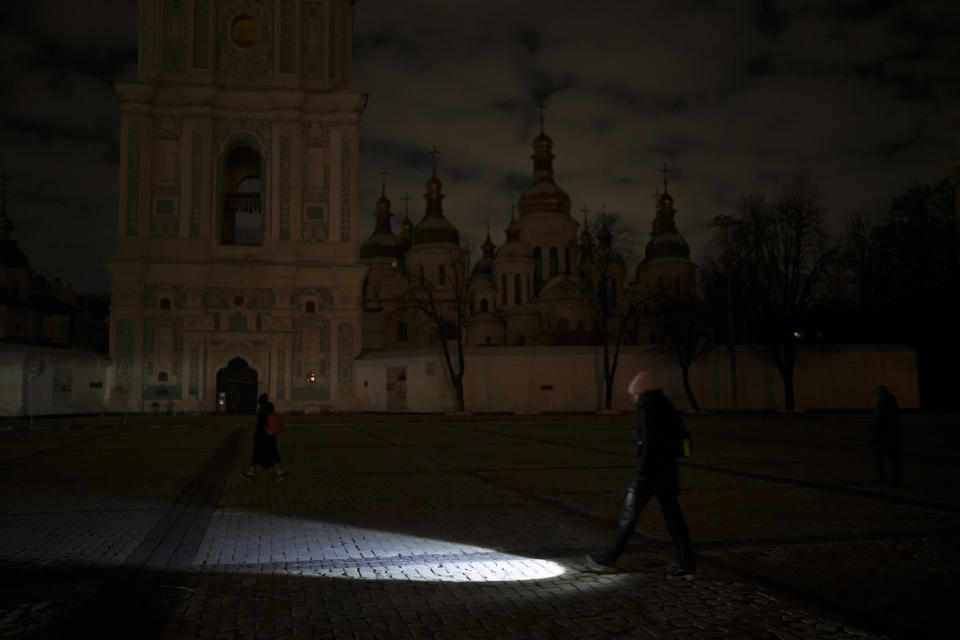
[586,372,697,579]
[873,385,901,485]
[241,393,284,483]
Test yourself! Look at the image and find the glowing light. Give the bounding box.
[306,372,316,383]
[191,517,566,583]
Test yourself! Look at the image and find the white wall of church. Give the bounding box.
[355,344,919,413]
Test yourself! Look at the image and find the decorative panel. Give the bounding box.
[126,128,141,236]
[303,1,325,80]
[162,0,188,73]
[278,134,291,240]
[280,0,295,73]
[193,0,209,69]
[340,137,351,241]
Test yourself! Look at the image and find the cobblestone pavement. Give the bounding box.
[1,412,957,639]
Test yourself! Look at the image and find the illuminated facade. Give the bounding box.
[107,0,366,413]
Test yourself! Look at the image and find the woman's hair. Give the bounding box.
[258,392,269,405]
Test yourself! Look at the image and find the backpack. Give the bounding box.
[265,412,284,436]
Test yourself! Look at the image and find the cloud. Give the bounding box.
[1,0,957,293]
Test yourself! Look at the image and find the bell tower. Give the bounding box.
[107,0,367,413]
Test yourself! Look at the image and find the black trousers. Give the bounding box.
[874,446,901,484]
[606,476,696,571]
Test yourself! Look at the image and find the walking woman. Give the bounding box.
[241,393,284,483]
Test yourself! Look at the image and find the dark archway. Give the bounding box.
[216,357,258,414]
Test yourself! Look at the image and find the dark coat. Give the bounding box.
[252,401,281,468]
[873,391,900,454]
[633,389,680,494]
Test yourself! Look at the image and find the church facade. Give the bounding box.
[358,122,698,354]
[96,1,918,417]
[107,0,366,413]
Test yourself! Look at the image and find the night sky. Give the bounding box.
[1,0,957,294]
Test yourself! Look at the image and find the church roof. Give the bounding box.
[517,114,571,218]
[359,183,401,261]
[471,231,497,279]
[644,189,690,260]
[412,165,460,246]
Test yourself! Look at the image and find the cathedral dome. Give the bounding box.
[471,233,497,279]
[645,184,689,260]
[644,230,690,260]
[411,214,460,246]
[359,231,401,260]
[517,180,571,217]
[412,170,460,246]
[359,183,401,261]
[517,117,571,217]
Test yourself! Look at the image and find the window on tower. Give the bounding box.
[221,146,263,246]
[549,247,559,278]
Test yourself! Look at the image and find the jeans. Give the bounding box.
[605,477,696,571]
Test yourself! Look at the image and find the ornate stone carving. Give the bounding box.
[184,314,217,331]
[280,0,295,73]
[126,127,141,236]
[193,0,210,69]
[142,284,186,307]
[337,322,354,395]
[293,288,334,309]
[305,122,328,148]
[190,127,203,237]
[279,134,291,241]
[217,0,274,80]
[214,117,273,158]
[162,0,188,74]
[303,1,326,81]
[204,287,277,309]
[261,315,294,331]
[340,137,351,241]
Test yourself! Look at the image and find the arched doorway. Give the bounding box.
[216,357,258,414]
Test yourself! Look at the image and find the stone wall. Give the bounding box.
[356,344,919,413]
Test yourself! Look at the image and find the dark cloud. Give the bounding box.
[2,0,959,293]
[756,0,789,36]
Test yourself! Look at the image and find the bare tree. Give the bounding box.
[401,245,472,413]
[570,214,643,411]
[651,294,712,412]
[729,182,837,410]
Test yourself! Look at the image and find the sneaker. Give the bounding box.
[666,567,696,581]
[240,471,254,480]
[584,554,617,573]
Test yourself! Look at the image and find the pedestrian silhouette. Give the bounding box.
[872,385,901,485]
[586,372,696,578]
[241,393,284,483]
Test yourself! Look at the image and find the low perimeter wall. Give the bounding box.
[355,344,918,413]
[0,344,112,417]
